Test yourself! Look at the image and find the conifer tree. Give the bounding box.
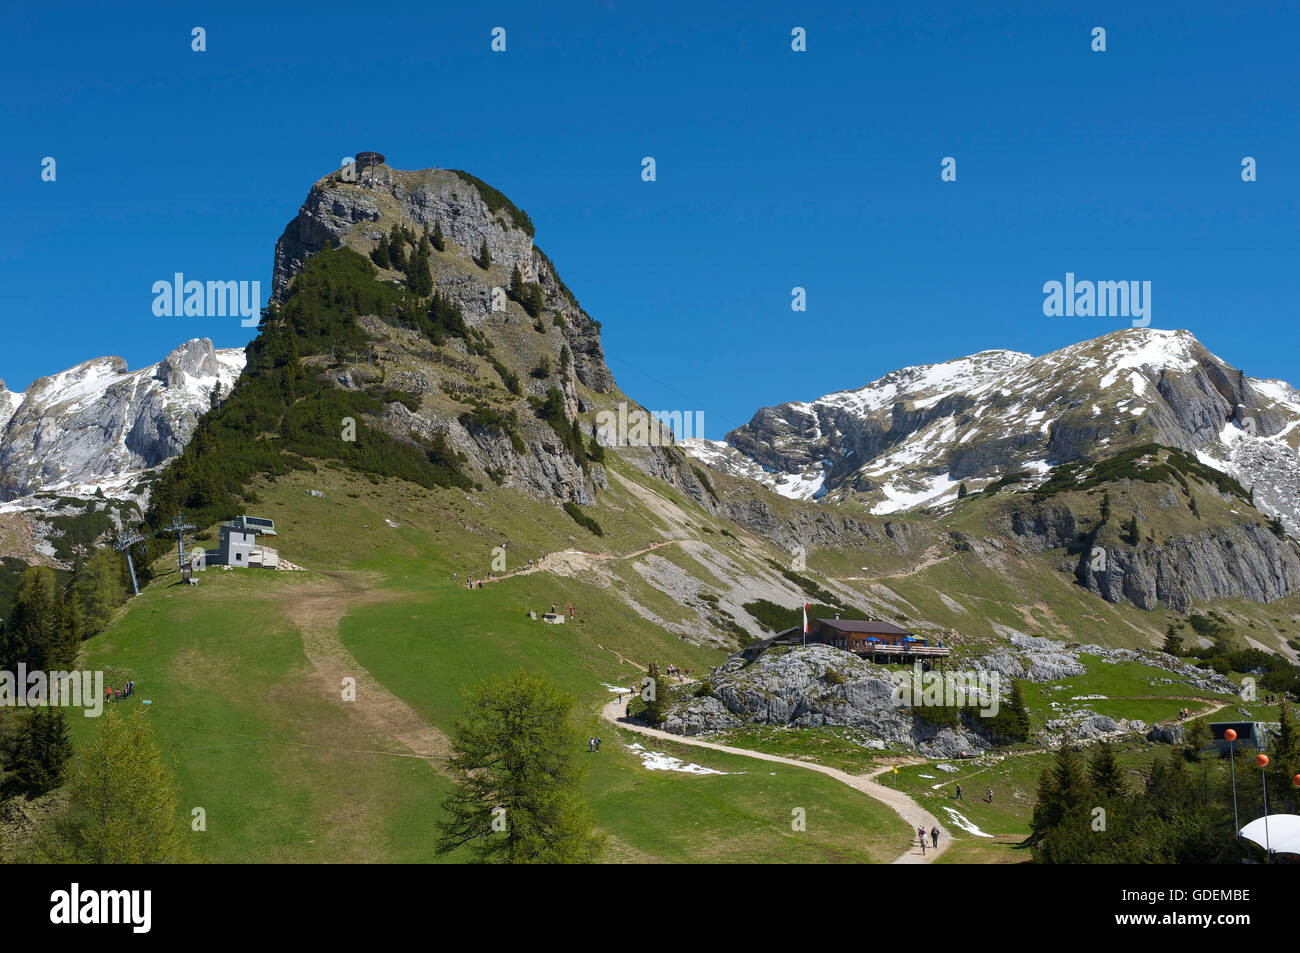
[371,233,391,269]
[0,567,79,672]
[435,671,602,863]
[389,224,407,271]
[432,220,445,252]
[30,707,194,863]
[643,661,671,725]
[1088,741,1125,799]
[1184,718,1209,761]
[478,239,492,270]
[9,706,72,796]
[409,246,433,298]
[1028,745,1089,852]
[72,547,127,637]
[1162,623,1184,656]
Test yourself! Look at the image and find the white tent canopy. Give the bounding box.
[1239,814,1300,855]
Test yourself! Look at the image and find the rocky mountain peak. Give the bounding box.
[154,338,224,389]
[688,328,1300,527]
[270,162,615,395]
[0,342,245,505]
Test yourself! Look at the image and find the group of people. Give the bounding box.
[953,783,993,803]
[1177,706,1192,719]
[105,680,136,703]
[917,825,940,853]
[666,663,689,680]
[587,737,602,752]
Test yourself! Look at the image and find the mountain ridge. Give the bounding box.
[0,339,245,509]
[685,327,1300,532]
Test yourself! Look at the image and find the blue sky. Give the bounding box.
[1,0,1296,437]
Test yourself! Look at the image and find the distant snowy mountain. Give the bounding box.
[684,329,1300,531]
[0,339,245,510]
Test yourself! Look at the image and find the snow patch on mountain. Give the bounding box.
[687,329,1300,527]
[0,339,246,509]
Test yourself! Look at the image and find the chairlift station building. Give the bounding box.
[211,516,279,569]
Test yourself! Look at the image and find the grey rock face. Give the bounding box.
[664,645,991,757]
[1075,522,1300,611]
[270,165,615,394]
[1147,722,1186,745]
[0,340,245,502]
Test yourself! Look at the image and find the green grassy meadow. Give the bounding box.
[71,464,911,863]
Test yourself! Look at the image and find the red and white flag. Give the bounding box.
[803,602,810,634]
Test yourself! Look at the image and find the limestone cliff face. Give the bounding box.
[1075,522,1300,612]
[261,164,643,505]
[988,493,1300,611]
[270,164,615,393]
[0,340,245,503]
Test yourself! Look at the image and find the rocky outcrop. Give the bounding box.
[664,645,991,758]
[715,484,938,556]
[1075,521,1300,612]
[261,163,628,505]
[270,165,615,395]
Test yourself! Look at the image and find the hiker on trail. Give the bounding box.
[588,738,594,753]
[595,737,601,751]
[930,826,939,848]
[917,826,927,854]
[955,783,963,801]
[987,787,993,803]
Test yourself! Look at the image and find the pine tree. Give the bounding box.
[1272,701,1299,810]
[409,245,433,298]
[1162,623,1184,656]
[73,547,128,637]
[1184,718,1210,761]
[371,233,391,269]
[1100,491,1112,523]
[9,706,73,795]
[1028,745,1090,854]
[432,220,445,252]
[0,567,79,672]
[643,661,671,725]
[435,671,602,863]
[478,239,492,270]
[1088,741,1126,799]
[509,265,523,301]
[524,283,544,318]
[957,482,968,499]
[30,707,194,863]
[389,224,407,271]
[991,679,1031,743]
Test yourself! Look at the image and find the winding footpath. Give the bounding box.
[600,694,950,863]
